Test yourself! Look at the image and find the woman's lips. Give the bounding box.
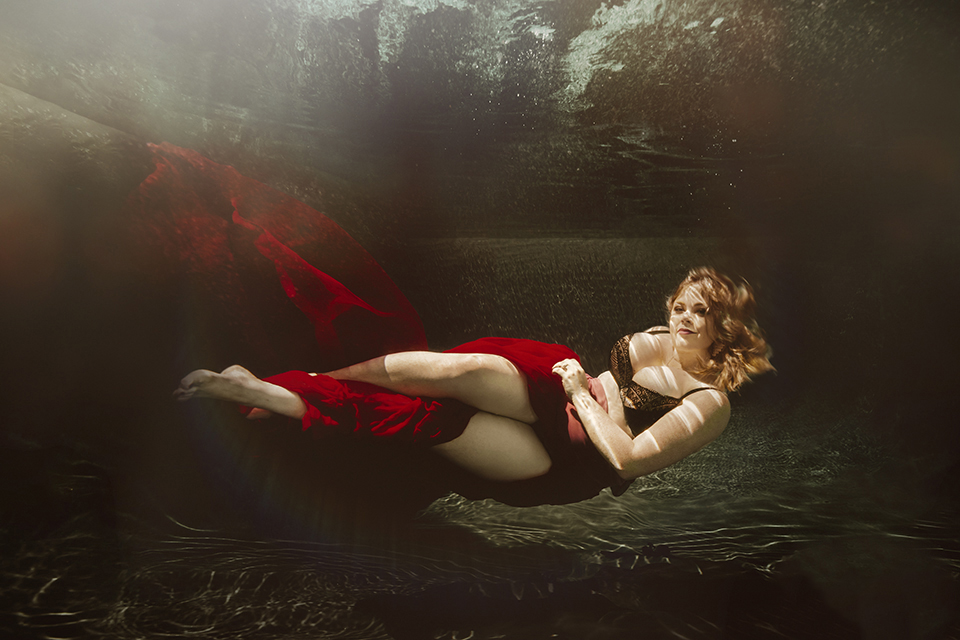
[678,328,694,335]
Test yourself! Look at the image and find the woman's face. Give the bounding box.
[669,286,717,353]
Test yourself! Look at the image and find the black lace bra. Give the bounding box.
[609,332,714,436]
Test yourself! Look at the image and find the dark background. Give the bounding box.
[1,0,959,638]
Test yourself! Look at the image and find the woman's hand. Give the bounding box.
[552,358,590,399]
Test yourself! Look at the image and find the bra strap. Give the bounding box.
[679,387,716,400]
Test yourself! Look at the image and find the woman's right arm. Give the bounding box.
[568,378,729,479]
[564,327,727,479]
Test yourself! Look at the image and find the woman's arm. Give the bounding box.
[553,360,730,479]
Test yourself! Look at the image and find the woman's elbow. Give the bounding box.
[614,454,659,480]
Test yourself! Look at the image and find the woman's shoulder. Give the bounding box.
[618,328,671,368]
[639,326,672,352]
[619,327,669,342]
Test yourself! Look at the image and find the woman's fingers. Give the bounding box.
[552,359,588,398]
[551,358,580,373]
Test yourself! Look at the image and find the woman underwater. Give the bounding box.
[176,267,773,507]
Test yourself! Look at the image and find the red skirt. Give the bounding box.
[262,338,630,506]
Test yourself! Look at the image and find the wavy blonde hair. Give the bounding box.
[667,267,774,392]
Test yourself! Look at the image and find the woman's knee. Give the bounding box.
[423,353,512,382]
[461,353,517,377]
[448,354,524,392]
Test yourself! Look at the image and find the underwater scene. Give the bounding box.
[2,0,959,638]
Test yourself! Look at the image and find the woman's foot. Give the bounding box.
[174,365,307,419]
[174,365,264,404]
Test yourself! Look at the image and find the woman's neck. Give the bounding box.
[671,346,709,374]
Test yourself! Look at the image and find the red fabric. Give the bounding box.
[126,142,427,370]
[230,210,393,356]
[261,370,479,446]
[260,338,580,451]
[256,338,628,506]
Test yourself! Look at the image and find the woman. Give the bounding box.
[176,268,772,506]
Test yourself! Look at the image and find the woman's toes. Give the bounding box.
[180,369,214,390]
[173,387,194,401]
[173,369,231,401]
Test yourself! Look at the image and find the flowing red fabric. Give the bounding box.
[230,209,392,354]
[126,142,427,370]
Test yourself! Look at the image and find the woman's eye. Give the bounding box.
[672,307,683,314]
[696,309,707,316]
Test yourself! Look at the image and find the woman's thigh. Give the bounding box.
[384,351,538,423]
[431,411,551,481]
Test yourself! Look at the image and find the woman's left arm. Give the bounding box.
[553,360,730,479]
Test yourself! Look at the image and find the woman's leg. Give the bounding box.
[324,352,537,423]
[175,366,552,481]
[432,411,552,481]
[174,366,307,418]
